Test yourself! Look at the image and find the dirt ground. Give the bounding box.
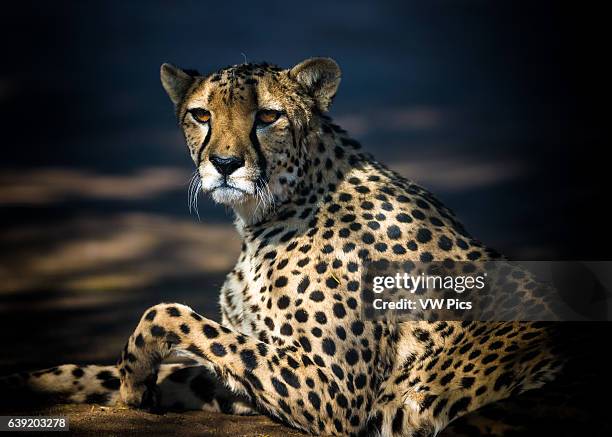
[6,404,304,437]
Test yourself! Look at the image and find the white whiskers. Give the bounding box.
[254,178,276,219]
[188,171,203,221]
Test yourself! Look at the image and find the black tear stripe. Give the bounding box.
[249,123,269,184]
[249,88,268,185]
[197,126,212,167]
[287,118,299,154]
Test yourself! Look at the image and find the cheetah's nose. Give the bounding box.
[209,155,245,176]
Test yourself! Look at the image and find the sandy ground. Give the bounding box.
[6,404,304,437]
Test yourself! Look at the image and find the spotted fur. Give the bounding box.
[1,58,564,436]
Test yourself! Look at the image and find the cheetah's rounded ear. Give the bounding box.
[161,63,195,106]
[289,58,341,112]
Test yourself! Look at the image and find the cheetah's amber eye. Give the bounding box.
[189,108,211,123]
[256,109,282,125]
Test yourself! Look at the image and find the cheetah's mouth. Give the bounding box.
[210,182,251,205]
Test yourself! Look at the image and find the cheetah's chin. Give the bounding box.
[210,185,251,205]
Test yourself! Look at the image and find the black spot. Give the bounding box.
[72,368,84,378]
[440,372,454,386]
[347,280,359,292]
[271,377,289,397]
[101,377,120,391]
[322,338,336,356]
[280,323,293,336]
[362,233,375,244]
[355,373,367,389]
[333,303,346,318]
[433,398,448,417]
[135,334,145,348]
[166,307,181,317]
[420,252,433,262]
[326,277,339,289]
[281,367,300,388]
[151,325,166,337]
[96,370,114,381]
[461,377,475,389]
[187,344,205,358]
[392,244,407,255]
[297,277,310,293]
[482,353,498,364]
[416,228,432,243]
[240,349,258,371]
[387,225,401,239]
[351,321,365,336]
[287,356,300,369]
[308,391,321,410]
[210,342,227,357]
[367,221,381,230]
[345,349,359,366]
[420,394,438,411]
[457,239,469,250]
[295,309,309,323]
[397,213,412,223]
[468,350,481,360]
[409,207,425,220]
[343,242,356,252]
[331,364,344,380]
[275,276,288,287]
[299,336,312,352]
[438,236,453,251]
[339,228,351,238]
[180,324,190,334]
[315,312,327,324]
[144,309,157,321]
[257,342,268,357]
[278,295,291,308]
[203,324,219,339]
[489,340,504,350]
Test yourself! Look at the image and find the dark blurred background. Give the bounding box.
[0,1,608,371]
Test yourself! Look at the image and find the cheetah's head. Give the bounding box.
[161,58,341,223]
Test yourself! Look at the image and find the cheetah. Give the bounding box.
[1,58,565,436]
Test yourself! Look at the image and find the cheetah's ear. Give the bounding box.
[289,58,341,112]
[160,63,195,106]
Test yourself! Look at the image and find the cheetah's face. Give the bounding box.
[161,58,341,221]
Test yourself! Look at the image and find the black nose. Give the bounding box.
[209,155,245,176]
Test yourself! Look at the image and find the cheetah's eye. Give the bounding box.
[189,108,211,123]
[256,109,282,125]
